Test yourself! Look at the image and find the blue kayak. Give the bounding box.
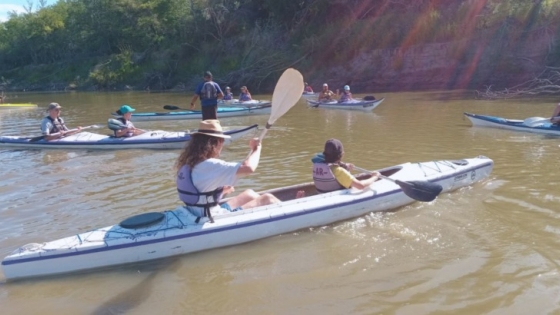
[464,112,560,136]
[114,106,271,121]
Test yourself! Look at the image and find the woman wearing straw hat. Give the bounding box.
[175,119,280,222]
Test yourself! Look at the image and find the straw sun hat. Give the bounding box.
[193,120,231,139]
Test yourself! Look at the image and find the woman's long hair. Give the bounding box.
[175,134,224,172]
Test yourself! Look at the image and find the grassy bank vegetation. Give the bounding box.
[1,0,560,92]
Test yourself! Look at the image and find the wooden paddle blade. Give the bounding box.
[395,179,443,202]
[268,68,304,126]
[29,135,46,142]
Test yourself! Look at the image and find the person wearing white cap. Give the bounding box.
[304,82,314,93]
[318,83,335,102]
[175,119,281,222]
[40,102,82,141]
[336,85,354,103]
[223,86,233,100]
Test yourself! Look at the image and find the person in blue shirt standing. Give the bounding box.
[190,71,224,120]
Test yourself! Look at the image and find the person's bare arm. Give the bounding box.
[190,95,199,109]
[350,171,380,190]
[236,138,261,176]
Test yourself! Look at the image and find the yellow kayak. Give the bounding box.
[0,103,38,109]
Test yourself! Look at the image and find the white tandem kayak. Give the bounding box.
[307,98,384,111]
[1,156,493,280]
[116,106,271,121]
[0,125,258,150]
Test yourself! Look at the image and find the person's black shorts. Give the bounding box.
[201,105,217,120]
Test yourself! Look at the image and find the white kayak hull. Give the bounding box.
[307,98,384,111]
[1,156,493,280]
[0,125,258,150]
[120,106,271,121]
[300,92,316,99]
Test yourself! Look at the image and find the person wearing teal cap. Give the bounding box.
[112,105,145,137]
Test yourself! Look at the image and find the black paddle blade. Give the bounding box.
[163,105,181,110]
[29,135,45,142]
[395,179,443,202]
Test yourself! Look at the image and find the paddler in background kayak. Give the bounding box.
[336,85,354,103]
[238,86,253,102]
[175,119,280,223]
[223,86,234,100]
[111,105,145,137]
[317,83,335,102]
[550,102,560,124]
[40,103,82,141]
[311,138,380,193]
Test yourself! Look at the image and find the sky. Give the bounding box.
[0,0,55,22]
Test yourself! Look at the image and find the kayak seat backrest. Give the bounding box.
[119,212,165,229]
[377,166,402,177]
[263,182,318,202]
[450,160,469,166]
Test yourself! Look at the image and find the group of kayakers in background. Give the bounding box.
[312,83,354,103]
[36,69,560,224]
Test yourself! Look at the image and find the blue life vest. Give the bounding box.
[223,92,233,100]
[339,92,352,103]
[239,92,251,101]
[311,154,345,193]
[177,164,224,223]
